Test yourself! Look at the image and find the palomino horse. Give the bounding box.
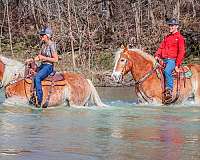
[112,46,200,105]
[0,55,106,108]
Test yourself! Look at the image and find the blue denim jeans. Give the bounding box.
[34,64,53,105]
[163,59,176,91]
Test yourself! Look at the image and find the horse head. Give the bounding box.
[111,45,133,82]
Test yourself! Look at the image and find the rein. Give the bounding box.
[131,63,160,86]
[121,61,160,87]
[120,60,160,102]
[132,63,160,103]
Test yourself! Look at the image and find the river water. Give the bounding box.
[0,87,200,160]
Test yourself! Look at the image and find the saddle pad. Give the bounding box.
[183,70,192,78]
[156,65,192,79]
[180,66,192,78]
[173,66,192,79]
[25,78,67,86]
[45,73,64,82]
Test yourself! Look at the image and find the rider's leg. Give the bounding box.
[164,59,176,92]
[34,64,53,106]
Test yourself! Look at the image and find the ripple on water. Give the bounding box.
[0,148,32,155]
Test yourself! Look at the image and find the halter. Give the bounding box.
[119,52,159,86]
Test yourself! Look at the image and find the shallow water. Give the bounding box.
[0,87,200,160]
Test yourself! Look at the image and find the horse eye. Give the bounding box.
[120,59,125,62]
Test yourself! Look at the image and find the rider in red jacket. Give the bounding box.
[155,18,186,102]
[155,31,185,67]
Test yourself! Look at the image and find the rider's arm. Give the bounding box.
[176,36,185,67]
[36,42,58,63]
[25,55,40,63]
[155,38,165,59]
[38,53,58,63]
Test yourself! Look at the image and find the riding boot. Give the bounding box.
[164,88,173,104]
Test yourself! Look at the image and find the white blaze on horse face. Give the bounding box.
[112,58,127,82]
[112,60,127,82]
[112,50,122,82]
[112,49,127,82]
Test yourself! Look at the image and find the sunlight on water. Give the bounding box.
[0,87,200,160]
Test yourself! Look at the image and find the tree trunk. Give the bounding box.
[6,0,13,56]
[67,0,76,69]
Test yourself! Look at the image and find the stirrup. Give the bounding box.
[163,89,173,104]
[163,96,173,104]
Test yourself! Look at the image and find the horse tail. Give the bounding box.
[87,79,108,107]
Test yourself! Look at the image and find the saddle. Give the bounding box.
[172,66,192,79]
[157,59,192,79]
[25,61,65,108]
[25,61,65,84]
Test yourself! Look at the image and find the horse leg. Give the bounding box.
[193,82,200,104]
[191,66,200,104]
[63,86,71,107]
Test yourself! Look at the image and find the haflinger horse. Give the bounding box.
[0,55,107,108]
[112,46,200,105]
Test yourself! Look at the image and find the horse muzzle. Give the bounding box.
[111,72,123,82]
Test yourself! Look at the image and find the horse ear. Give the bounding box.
[121,44,128,50]
[121,44,125,49]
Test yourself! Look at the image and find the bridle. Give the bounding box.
[118,53,160,86]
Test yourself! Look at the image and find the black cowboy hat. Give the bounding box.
[166,18,179,25]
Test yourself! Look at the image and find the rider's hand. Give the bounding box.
[38,55,46,61]
[25,58,34,64]
[175,66,180,72]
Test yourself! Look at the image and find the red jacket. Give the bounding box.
[155,32,186,67]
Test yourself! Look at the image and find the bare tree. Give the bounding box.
[0,0,199,73]
[67,0,76,69]
[0,5,6,53]
[6,0,13,56]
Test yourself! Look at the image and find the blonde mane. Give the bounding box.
[0,55,25,86]
[114,47,156,65]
